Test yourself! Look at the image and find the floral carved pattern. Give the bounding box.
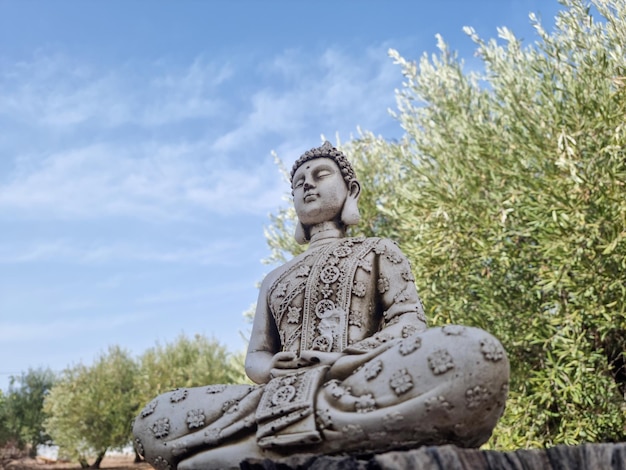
[151,418,170,439]
[480,337,504,362]
[363,359,383,380]
[398,335,422,356]
[341,424,366,442]
[204,428,221,445]
[348,310,363,327]
[401,325,418,338]
[296,264,311,277]
[428,349,455,375]
[355,394,376,413]
[357,258,372,272]
[383,411,404,430]
[466,385,490,409]
[353,280,367,297]
[275,282,287,297]
[134,438,144,458]
[315,299,335,316]
[326,380,349,399]
[221,399,239,414]
[385,250,403,264]
[152,456,171,470]
[186,409,206,429]
[390,368,414,395]
[140,399,158,418]
[271,385,297,406]
[315,408,333,430]
[377,275,390,293]
[442,325,466,336]
[320,265,340,285]
[425,395,452,413]
[333,246,352,258]
[287,306,301,323]
[393,288,410,303]
[169,388,188,403]
[206,384,226,394]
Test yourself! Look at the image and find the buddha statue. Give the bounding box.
[132,141,510,470]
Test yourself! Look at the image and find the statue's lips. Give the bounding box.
[304,193,318,202]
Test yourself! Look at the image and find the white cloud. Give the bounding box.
[0,53,230,129]
[134,279,254,305]
[212,44,401,157]
[0,44,402,221]
[0,237,254,266]
[0,311,151,342]
[0,140,283,219]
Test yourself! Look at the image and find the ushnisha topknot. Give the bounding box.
[291,141,358,188]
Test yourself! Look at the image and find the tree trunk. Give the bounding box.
[90,450,106,469]
[79,458,90,469]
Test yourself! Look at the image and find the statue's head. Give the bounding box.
[290,141,361,244]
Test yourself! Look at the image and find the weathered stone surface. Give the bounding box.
[241,443,626,470]
[134,142,509,470]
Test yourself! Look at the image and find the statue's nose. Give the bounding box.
[304,181,315,191]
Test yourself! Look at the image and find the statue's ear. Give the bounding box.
[341,180,361,226]
[295,221,309,245]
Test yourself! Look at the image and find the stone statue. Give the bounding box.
[132,142,510,470]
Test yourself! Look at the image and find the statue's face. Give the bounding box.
[292,157,348,227]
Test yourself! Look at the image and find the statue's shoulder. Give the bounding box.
[355,236,403,252]
[260,250,309,289]
[357,237,411,266]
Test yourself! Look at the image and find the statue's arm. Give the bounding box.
[328,239,427,380]
[376,239,428,334]
[245,276,280,384]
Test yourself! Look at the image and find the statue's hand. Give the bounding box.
[270,351,300,369]
[269,351,309,377]
[299,350,342,366]
[269,351,340,378]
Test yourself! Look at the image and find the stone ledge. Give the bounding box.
[241,442,626,469]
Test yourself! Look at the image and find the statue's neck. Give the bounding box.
[308,221,345,248]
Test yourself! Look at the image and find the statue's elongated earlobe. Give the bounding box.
[341,197,360,226]
[295,222,309,244]
[341,180,361,226]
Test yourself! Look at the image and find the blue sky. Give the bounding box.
[0,0,564,389]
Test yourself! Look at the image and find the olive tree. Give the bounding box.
[44,346,138,468]
[135,333,248,410]
[265,0,626,448]
[0,368,56,457]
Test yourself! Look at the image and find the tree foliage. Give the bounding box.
[266,0,626,448]
[0,368,56,456]
[135,333,249,409]
[6,334,247,467]
[44,346,138,468]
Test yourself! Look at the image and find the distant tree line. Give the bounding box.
[266,0,626,449]
[0,335,246,468]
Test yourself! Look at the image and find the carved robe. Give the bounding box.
[267,237,427,355]
[133,238,509,470]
